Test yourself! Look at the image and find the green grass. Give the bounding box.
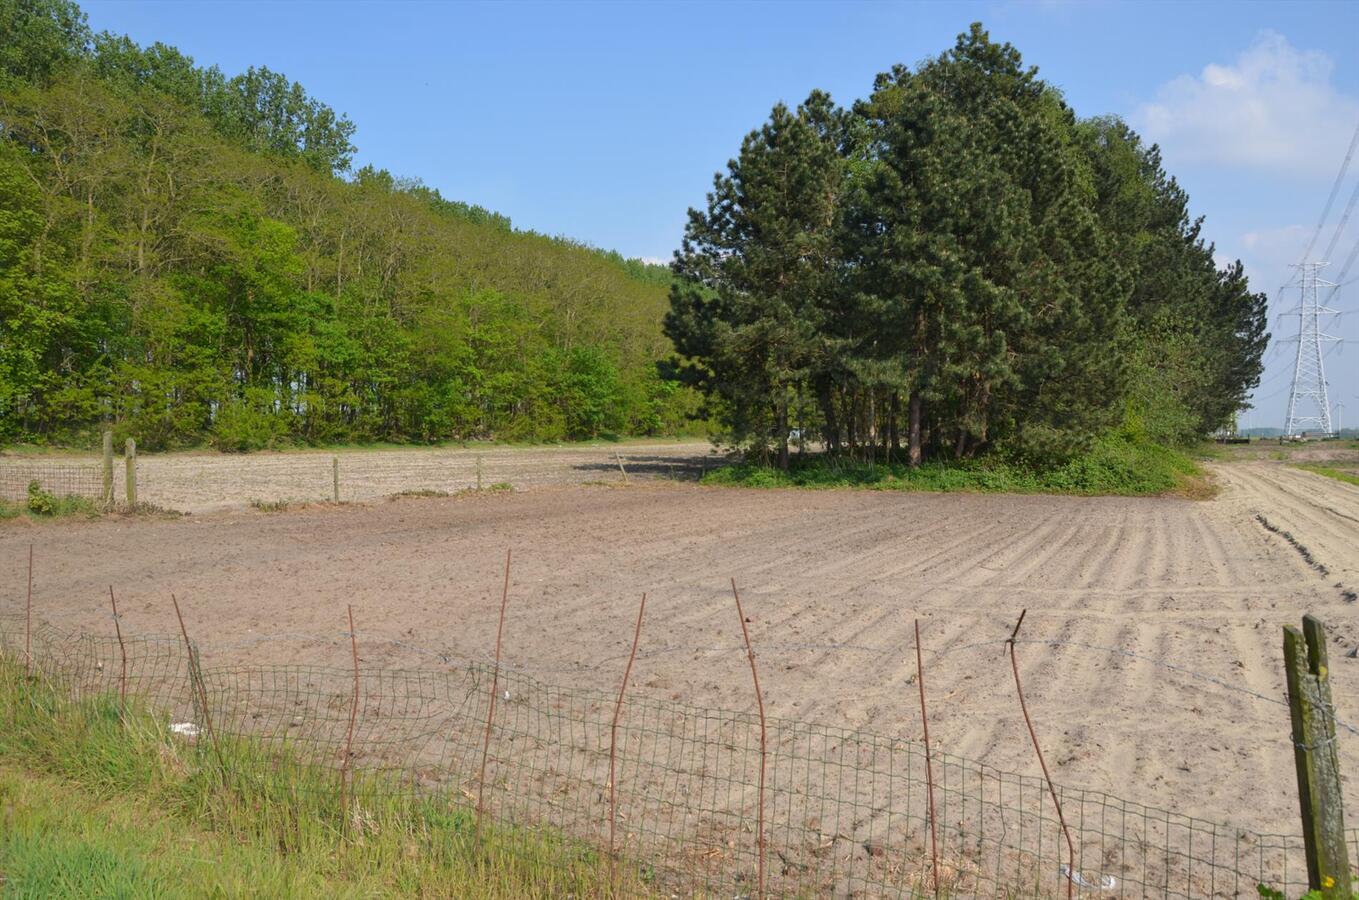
[0,661,647,898]
[0,483,101,521]
[1292,463,1359,488]
[703,435,1212,498]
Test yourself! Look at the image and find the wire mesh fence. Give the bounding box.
[0,460,104,503]
[125,446,712,511]
[0,611,1351,899]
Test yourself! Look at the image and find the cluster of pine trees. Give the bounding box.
[666,26,1269,469]
[0,0,694,450]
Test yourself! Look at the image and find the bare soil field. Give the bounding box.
[4,455,1357,846]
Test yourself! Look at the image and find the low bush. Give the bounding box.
[703,435,1209,498]
[0,482,100,520]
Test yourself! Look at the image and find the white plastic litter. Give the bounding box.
[1060,864,1117,890]
[169,722,201,738]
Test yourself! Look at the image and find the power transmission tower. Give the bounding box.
[1284,262,1341,436]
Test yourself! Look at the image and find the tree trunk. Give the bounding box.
[888,393,900,460]
[908,392,923,468]
[973,384,991,457]
[846,393,857,454]
[778,396,790,472]
[954,427,968,460]
[867,392,876,465]
[816,378,839,453]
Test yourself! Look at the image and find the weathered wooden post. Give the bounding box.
[614,450,629,484]
[476,454,483,491]
[101,431,114,509]
[1284,614,1352,898]
[332,456,340,502]
[124,438,137,509]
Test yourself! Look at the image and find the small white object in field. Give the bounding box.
[502,689,511,702]
[170,722,200,738]
[1060,864,1116,890]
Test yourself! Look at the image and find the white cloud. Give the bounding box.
[1132,32,1359,174]
[1225,224,1312,296]
[1240,224,1310,256]
[638,256,671,267]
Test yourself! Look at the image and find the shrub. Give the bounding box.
[702,434,1207,498]
[26,480,55,515]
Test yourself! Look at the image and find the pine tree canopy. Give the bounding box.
[666,23,1269,468]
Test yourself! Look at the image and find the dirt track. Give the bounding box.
[3,459,1357,839]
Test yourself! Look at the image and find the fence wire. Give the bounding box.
[0,460,103,503]
[0,613,1350,899]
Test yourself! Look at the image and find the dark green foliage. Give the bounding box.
[704,434,1205,497]
[669,24,1269,469]
[0,1,699,448]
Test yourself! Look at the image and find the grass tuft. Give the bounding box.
[389,488,451,500]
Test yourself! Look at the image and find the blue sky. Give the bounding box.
[82,0,1359,430]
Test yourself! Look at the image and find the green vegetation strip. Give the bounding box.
[704,436,1211,498]
[0,661,640,898]
[1292,464,1359,488]
[0,483,99,521]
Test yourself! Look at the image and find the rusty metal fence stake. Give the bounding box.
[731,578,766,900]
[476,548,512,845]
[915,618,941,897]
[1008,610,1074,900]
[340,604,360,825]
[609,593,647,895]
[171,593,227,783]
[108,586,127,700]
[24,543,32,676]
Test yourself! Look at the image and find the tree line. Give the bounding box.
[666,25,1269,469]
[0,0,692,450]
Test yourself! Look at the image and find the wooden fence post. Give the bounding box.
[332,456,340,502]
[614,450,629,484]
[476,454,483,491]
[102,431,114,509]
[1284,614,1352,898]
[124,438,137,509]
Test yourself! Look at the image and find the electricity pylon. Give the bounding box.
[1283,262,1340,436]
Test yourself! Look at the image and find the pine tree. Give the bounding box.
[667,93,845,469]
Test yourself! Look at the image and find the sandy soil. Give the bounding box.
[4,459,1357,845]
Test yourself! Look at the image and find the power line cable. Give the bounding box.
[1299,118,1359,264]
[1323,235,1359,304]
[1321,175,1359,262]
